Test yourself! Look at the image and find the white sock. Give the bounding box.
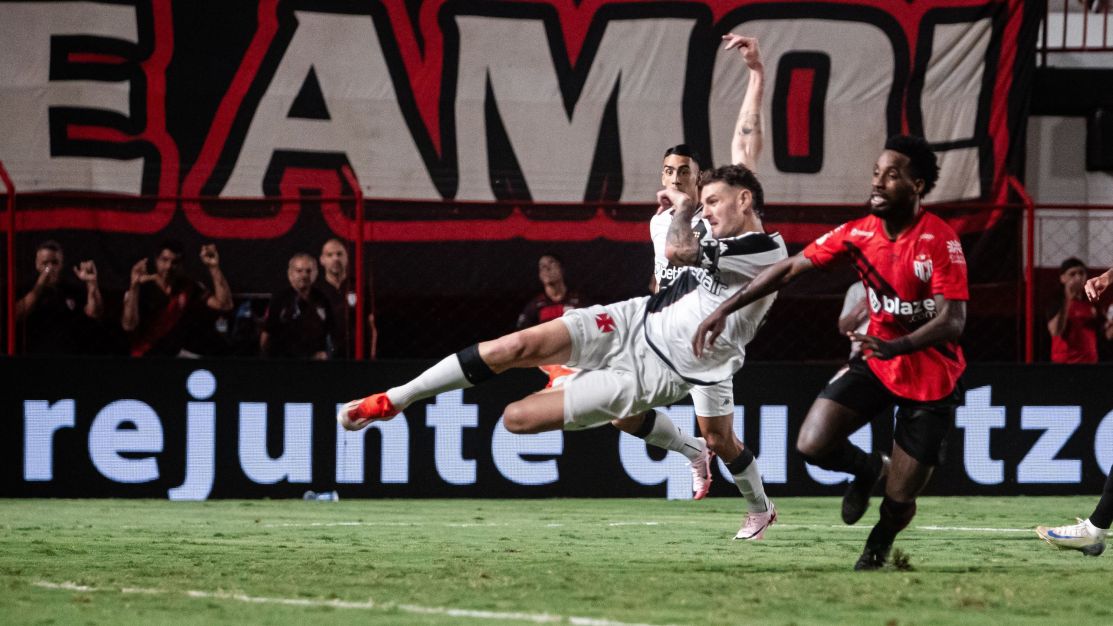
[386,354,472,407]
[639,410,703,461]
[732,460,769,513]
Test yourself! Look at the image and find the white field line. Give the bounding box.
[33,581,678,626]
[261,519,1031,534]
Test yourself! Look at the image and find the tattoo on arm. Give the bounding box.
[666,211,700,266]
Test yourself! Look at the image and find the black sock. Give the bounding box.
[1089,469,1113,529]
[726,448,755,474]
[456,344,495,385]
[631,411,656,439]
[803,443,873,478]
[865,497,916,549]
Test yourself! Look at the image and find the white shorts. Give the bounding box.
[559,298,689,429]
[689,380,734,417]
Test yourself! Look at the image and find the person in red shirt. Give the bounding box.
[1047,257,1113,363]
[693,135,967,570]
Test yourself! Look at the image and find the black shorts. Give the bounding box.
[817,357,961,466]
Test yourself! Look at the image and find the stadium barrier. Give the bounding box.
[5,357,1112,500]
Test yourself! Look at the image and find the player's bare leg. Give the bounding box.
[613,411,712,499]
[698,414,775,538]
[797,398,888,524]
[503,387,568,434]
[854,443,932,571]
[339,320,573,431]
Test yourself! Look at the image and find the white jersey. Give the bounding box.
[646,209,787,384]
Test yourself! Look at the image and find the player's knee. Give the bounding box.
[486,333,530,366]
[795,427,826,459]
[503,401,538,434]
[703,429,738,456]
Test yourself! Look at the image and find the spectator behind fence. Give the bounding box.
[316,238,378,359]
[15,240,104,354]
[122,241,233,357]
[261,253,334,359]
[1048,257,1113,363]
[516,253,588,387]
[516,253,587,329]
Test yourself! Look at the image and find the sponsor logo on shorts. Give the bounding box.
[595,313,616,333]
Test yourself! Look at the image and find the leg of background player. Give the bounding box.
[613,411,711,499]
[1036,466,1112,555]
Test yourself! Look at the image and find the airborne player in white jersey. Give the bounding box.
[338,168,787,509]
[610,34,778,540]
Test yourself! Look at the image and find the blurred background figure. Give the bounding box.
[839,281,869,360]
[316,238,378,359]
[261,253,334,359]
[16,240,104,354]
[516,253,586,330]
[122,241,233,357]
[1047,257,1113,363]
[516,253,587,387]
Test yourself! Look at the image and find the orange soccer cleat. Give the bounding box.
[337,393,400,431]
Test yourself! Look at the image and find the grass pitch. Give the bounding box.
[0,497,1108,625]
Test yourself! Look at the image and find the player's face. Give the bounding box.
[538,255,563,284]
[869,150,923,218]
[699,180,749,239]
[661,154,700,200]
[288,258,317,291]
[155,249,182,279]
[320,240,348,276]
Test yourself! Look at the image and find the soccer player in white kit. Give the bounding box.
[339,166,787,533]
[608,34,777,540]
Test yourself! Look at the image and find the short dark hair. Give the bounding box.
[157,239,184,257]
[884,135,940,197]
[539,252,564,267]
[702,164,765,214]
[662,144,705,171]
[1060,257,1086,275]
[36,240,63,254]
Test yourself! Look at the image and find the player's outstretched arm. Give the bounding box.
[724,34,764,170]
[849,296,966,360]
[692,253,814,356]
[1085,267,1113,302]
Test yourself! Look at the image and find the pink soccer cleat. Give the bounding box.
[734,500,777,541]
[689,437,714,500]
[337,393,400,431]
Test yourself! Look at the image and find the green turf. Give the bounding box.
[0,497,1107,625]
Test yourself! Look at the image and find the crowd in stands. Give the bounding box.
[15,238,377,360]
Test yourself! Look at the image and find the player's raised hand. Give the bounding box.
[657,187,693,213]
[722,34,762,70]
[129,258,156,287]
[200,243,220,267]
[73,260,98,284]
[1085,269,1113,302]
[693,308,728,358]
